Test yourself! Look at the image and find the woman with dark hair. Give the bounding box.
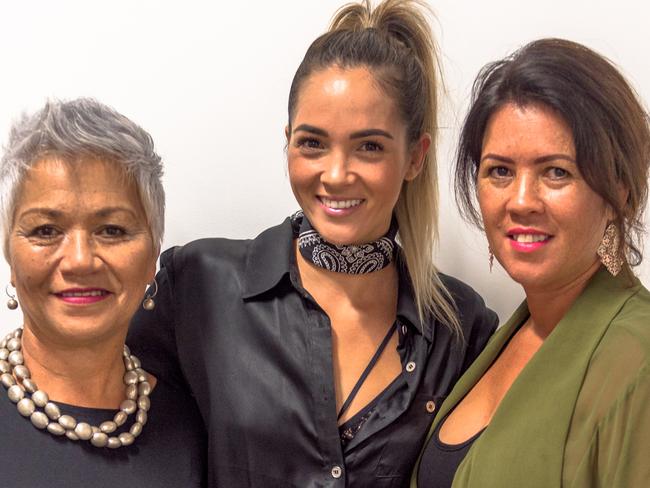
[128,1,497,486]
[413,38,650,487]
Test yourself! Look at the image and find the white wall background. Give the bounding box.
[0,0,648,334]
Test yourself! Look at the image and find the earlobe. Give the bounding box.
[284,125,291,144]
[405,133,431,181]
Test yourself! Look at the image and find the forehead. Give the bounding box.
[482,103,575,157]
[293,66,403,132]
[15,157,142,212]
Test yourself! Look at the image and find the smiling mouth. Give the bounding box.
[58,290,108,298]
[508,233,551,243]
[54,289,111,304]
[319,197,364,209]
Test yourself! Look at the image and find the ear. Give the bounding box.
[285,125,291,144]
[404,133,431,181]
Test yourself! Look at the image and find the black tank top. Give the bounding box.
[417,413,485,487]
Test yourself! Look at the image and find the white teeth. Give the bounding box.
[512,234,549,243]
[60,290,105,297]
[321,198,362,209]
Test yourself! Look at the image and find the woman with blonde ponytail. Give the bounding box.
[129,1,497,486]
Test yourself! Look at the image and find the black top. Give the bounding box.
[0,376,206,487]
[417,412,485,487]
[127,218,498,487]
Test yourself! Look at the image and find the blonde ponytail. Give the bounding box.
[288,0,460,335]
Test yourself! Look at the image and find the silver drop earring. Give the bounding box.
[142,279,158,311]
[488,247,494,273]
[5,284,18,310]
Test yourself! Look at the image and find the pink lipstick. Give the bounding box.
[507,227,552,253]
[55,288,111,304]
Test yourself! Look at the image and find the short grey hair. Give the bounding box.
[0,98,165,256]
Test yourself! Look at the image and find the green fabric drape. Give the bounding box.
[412,268,650,487]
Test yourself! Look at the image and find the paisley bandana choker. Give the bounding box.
[291,211,398,274]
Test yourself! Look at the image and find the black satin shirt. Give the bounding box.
[127,218,498,487]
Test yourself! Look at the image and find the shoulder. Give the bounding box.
[439,273,499,333]
[594,283,650,378]
[159,218,292,275]
[597,283,650,365]
[433,274,499,367]
[609,282,650,347]
[439,273,486,305]
[160,237,251,272]
[575,283,650,430]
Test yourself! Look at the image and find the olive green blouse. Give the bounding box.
[411,268,650,487]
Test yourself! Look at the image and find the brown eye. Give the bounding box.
[489,166,511,178]
[359,141,383,152]
[31,225,60,239]
[296,137,323,150]
[99,226,126,238]
[546,167,569,179]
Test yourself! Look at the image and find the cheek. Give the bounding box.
[287,159,310,192]
[477,184,500,224]
[365,162,404,195]
[123,247,156,285]
[564,203,608,249]
[551,185,608,233]
[10,250,50,289]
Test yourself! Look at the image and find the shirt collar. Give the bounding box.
[241,217,431,341]
[241,217,294,299]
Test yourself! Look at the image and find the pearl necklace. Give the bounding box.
[0,328,151,448]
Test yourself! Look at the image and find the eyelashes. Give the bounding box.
[294,137,385,154]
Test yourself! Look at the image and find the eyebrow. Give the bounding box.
[293,124,394,140]
[293,124,328,137]
[349,129,393,140]
[480,153,576,164]
[17,206,139,220]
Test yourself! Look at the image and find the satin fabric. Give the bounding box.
[128,218,498,487]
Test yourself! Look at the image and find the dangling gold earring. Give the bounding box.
[142,279,158,311]
[597,223,624,276]
[5,284,18,310]
[488,247,494,273]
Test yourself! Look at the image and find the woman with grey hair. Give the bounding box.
[0,98,205,486]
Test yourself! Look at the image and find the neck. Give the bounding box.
[20,327,128,408]
[523,260,602,339]
[295,242,399,313]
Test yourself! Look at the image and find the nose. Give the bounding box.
[320,150,353,188]
[59,231,99,275]
[506,172,544,216]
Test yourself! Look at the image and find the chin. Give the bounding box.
[319,231,359,246]
[500,262,546,288]
[308,221,355,245]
